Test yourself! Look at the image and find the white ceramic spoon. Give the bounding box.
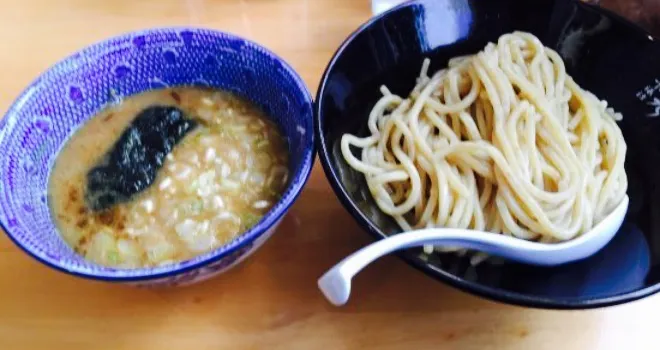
[318,195,629,306]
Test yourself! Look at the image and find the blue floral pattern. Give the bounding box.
[0,28,314,284]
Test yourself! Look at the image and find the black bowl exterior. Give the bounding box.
[315,0,660,309]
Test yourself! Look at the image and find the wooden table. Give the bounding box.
[0,1,658,349]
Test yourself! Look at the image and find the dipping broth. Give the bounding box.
[49,87,289,268]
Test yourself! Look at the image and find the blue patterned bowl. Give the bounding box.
[0,27,314,286]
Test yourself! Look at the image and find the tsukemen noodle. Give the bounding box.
[341,32,627,264]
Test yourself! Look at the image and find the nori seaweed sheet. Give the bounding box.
[85,105,198,211]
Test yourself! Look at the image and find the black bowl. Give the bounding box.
[315,0,660,309]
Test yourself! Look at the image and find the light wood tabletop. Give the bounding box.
[0,1,658,349]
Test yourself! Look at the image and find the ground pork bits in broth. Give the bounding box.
[49,88,289,268]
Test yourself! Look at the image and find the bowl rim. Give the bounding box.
[314,0,660,309]
[0,26,315,282]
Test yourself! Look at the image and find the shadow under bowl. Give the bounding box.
[315,0,660,308]
[0,27,315,286]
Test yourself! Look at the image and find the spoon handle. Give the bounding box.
[317,229,524,306]
[318,196,628,306]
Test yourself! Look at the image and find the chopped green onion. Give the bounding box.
[219,179,240,191]
[241,213,261,230]
[186,179,199,194]
[228,125,247,133]
[267,188,282,199]
[190,199,203,215]
[255,140,270,149]
[107,250,120,264]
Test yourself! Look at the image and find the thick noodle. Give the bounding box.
[341,32,627,260]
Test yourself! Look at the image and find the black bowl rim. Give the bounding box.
[314,0,660,309]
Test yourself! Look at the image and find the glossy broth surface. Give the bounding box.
[49,87,289,268]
